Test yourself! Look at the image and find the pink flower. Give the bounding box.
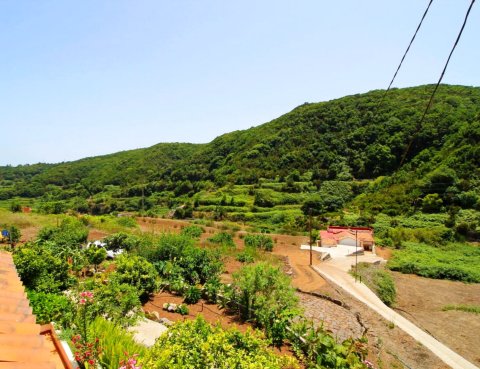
[78,290,94,304]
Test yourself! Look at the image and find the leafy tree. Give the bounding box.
[422,193,443,213]
[13,243,71,293]
[103,232,140,252]
[85,246,107,272]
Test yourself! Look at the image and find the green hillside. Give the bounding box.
[1,84,479,239]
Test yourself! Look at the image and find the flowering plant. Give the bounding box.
[118,352,141,369]
[72,334,101,368]
[79,290,94,305]
[72,291,101,369]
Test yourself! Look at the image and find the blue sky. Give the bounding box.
[0,1,478,165]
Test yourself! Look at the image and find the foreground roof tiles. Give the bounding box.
[0,251,67,369]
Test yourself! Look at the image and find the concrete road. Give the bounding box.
[312,256,479,369]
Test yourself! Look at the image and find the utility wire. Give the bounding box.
[399,0,476,166]
[377,0,434,109]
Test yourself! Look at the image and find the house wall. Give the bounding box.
[338,237,358,247]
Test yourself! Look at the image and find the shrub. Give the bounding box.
[236,251,255,263]
[28,291,74,328]
[180,225,204,239]
[10,201,22,213]
[176,304,189,315]
[229,263,300,346]
[140,316,298,369]
[183,285,202,304]
[288,318,367,369]
[38,218,88,247]
[83,278,142,326]
[103,232,140,252]
[208,232,235,248]
[1,225,21,244]
[112,254,158,301]
[138,233,194,262]
[244,234,274,251]
[13,243,71,293]
[116,216,138,228]
[84,246,107,271]
[202,277,222,303]
[373,270,396,306]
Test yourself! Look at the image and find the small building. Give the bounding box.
[318,226,375,251]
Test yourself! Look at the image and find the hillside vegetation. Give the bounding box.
[1,84,479,245]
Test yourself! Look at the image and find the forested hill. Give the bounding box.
[1,84,479,202]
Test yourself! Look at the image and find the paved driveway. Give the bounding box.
[310,250,478,369]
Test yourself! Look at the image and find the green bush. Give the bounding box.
[244,234,274,251]
[183,285,202,304]
[180,225,204,239]
[1,224,21,244]
[208,232,235,248]
[140,316,298,369]
[228,262,300,346]
[236,251,255,263]
[116,216,138,228]
[175,304,189,315]
[103,232,141,251]
[38,218,88,247]
[202,277,222,303]
[83,278,142,326]
[288,318,367,369]
[84,246,107,271]
[13,243,71,293]
[28,291,74,328]
[112,254,158,301]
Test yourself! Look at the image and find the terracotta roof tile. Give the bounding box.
[0,251,73,369]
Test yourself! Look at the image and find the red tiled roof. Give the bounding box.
[319,226,374,244]
[0,252,73,369]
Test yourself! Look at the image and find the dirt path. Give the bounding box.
[272,240,328,292]
[314,260,479,369]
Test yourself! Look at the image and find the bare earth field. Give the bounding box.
[393,272,480,367]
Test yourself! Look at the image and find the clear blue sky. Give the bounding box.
[1,0,478,166]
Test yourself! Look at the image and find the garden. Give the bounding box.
[5,216,372,369]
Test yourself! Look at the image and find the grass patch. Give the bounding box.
[388,242,480,283]
[442,304,480,314]
[0,208,61,229]
[351,262,396,306]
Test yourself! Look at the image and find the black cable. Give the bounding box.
[378,0,434,109]
[399,0,476,166]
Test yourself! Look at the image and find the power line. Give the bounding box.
[377,0,434,109]
[400,0,476,166]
